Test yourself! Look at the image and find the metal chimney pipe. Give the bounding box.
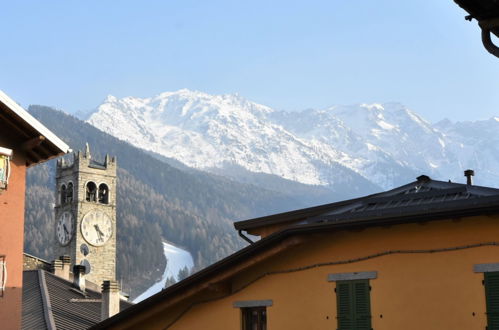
[464,169,475,185]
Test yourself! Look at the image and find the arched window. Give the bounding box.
[98,183,109,204]
[61,184,67,204]
[86,182,97,202]
[66,182,73,203]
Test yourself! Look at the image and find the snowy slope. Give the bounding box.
[87,89,499,190]
[133,242,194,303]
[88,89,376,190]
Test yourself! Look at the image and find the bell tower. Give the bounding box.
[54,143,117,285]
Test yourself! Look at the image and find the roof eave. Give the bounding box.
[0,90,71,162]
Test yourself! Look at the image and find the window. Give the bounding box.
[86,182,97,202]
[0,255,5,297]
[98,183,109,204]
[233,300,272,330]
[66,182,73,203]
[242,307,266,330]
[484,272,499,330]
[60,184,67,204]
[336,280,372,330]
[474,263,499,330]
[0,147,12,192]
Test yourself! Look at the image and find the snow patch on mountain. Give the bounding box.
[87,89,499,190]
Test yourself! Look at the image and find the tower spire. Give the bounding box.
[85,143,91,159]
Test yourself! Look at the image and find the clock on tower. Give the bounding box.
[54,143,117,286]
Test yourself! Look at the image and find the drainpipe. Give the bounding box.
[479,19,499,58]
[238,230,254,245]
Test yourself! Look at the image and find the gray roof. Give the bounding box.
[310,176,499,224]
[235,175,499,231]
[22,270,132,330]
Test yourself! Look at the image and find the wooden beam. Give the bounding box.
[22,135,45,151]
[0,112,30,139]
[24,150,39,166]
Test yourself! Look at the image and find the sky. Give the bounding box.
[0,1,498,123]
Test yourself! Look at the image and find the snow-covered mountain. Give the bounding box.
[87,89,499,191]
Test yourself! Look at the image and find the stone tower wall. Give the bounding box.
[54,147,117,286]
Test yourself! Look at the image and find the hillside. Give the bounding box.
[24,105,351,297]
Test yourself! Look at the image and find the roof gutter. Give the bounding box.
[238,230,254,245]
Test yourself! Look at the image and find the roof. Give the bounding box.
[22,270,132,330]
[93,175,499,329]
[234,175,499,231]
[454,0,499,36]
[454,0,499,58]
[0,90,71,166]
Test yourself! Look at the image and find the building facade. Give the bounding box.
[0,90,70,329]
[94,175,499,330]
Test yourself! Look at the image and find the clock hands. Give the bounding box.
[94,224,105,242]
[63,224,70,242]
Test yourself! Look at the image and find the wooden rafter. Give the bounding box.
[0,111,30,139]
[22,135,45,151]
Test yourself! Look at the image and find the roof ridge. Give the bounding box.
[38,270,57,330]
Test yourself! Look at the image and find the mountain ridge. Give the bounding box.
[87,89,499,190]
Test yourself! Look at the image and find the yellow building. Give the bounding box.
[93,174,499,330]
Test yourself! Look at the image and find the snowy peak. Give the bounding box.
[89,90,368,187]
[87,90,499,191]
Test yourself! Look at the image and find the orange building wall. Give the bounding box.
[0,146,26,330]
[120,215,499,330]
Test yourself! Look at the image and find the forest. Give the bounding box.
[24,105,307,297]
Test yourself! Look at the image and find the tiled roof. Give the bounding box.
[22,271,48,330]
[235,176,499,231]
[310,177,499,224]
[22,270,132,330]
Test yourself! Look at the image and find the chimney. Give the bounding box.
[59,255,71,280]
[416,175,431,183]
[73,265,86,292]
[464,169,475,185]
[101,280,120,320]
[51,259,64,278]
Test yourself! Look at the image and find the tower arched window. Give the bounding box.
[98,183,109,204]
[60,184,67,204]
[66,182,73,203]
[86,182,97,202]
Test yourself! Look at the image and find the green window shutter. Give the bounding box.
[485,272,499,330]
[353,280,372,330]
[336,280,372,330]
[337,282,354,330]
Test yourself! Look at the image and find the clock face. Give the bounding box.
[81,210,113,246]
[57,211,73,246]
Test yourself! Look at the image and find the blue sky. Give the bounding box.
[1,1,498,122]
